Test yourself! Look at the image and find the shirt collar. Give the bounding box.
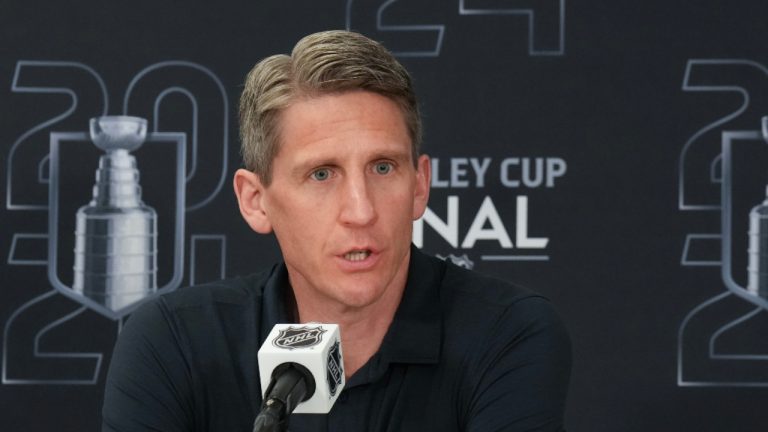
[260,246,446,381]
[378,246,444,364]
[259,263,294,343]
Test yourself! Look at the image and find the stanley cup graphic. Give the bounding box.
[748,116,768,300]
[72,116,158,312]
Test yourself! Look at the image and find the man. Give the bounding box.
[103,30,570,431]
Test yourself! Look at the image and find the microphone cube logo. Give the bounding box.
[260,324,345,413]
[273,325,327,350]
[326,340,343,396]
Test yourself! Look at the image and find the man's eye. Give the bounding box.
[374,162,393,175]
[310,168,331,181]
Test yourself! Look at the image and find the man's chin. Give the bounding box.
[333,288,384,309]
[323,280,394,310]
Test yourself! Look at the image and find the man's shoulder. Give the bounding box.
[156,265,277,311]
[120,266,279,350]
[434,257,566,346]
[434,259,571,385]
[438,258,543,308]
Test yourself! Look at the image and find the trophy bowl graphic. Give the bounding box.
[90,116,148,152]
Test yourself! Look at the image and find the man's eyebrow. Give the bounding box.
[291,148,412,174]
[370,150,411,163]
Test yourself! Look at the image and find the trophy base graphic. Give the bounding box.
[747,190,768,300]
[73,205,157,312]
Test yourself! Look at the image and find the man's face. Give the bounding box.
[250,90,430,310]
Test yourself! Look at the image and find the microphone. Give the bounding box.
[253,324,345,431]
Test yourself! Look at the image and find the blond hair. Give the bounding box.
[239,30,421,185]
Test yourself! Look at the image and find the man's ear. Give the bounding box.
[233,169,273,234]
[412,154,431,220]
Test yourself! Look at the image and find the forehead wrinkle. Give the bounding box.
[274,91,413,180]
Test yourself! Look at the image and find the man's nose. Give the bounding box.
[339,175,377,226]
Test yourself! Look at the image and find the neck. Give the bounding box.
[295,288,405,379]
[290,254,410,379]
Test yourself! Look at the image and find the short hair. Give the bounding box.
[239,30,421,185]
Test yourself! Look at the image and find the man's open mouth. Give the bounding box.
[343,250,371,261]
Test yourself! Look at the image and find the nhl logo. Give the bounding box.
[436,253,475,270]
[273,325,327,350]
[327,340,343,396]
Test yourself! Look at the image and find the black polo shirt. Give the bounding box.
[102,248,570,431]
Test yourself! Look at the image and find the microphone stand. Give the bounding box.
[253,364,315,432]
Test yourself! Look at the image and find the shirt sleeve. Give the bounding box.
[102,299,195,432]
[464,296,571,432]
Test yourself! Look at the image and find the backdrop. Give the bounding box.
[1,1,767,430]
